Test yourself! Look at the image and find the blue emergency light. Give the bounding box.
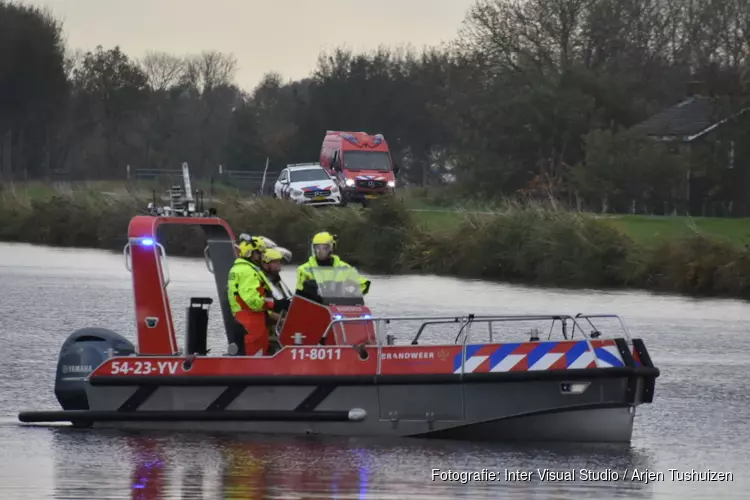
[362,314,371,319]
[140,238,155,246]
[334,314,343,320]
[342,133,360,145]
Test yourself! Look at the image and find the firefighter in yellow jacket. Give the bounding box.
[261,248,292,353]
[295,231,371,299]
[227,235,275,356]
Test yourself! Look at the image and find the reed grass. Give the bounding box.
[2,183,749,299]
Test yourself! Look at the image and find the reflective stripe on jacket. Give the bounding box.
[295,255,370,294]
[227,259,274,314]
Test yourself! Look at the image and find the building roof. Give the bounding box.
[628,95,750,142]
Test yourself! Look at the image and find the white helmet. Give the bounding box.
[257,236,293,263]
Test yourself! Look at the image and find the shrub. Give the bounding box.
[639,235,750,297]
[414,203,636,287]
[1,185,749,299]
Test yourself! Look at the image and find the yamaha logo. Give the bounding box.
[62,364,93,373]
[368,181,375,187]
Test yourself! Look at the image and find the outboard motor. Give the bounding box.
[54,328,136,411]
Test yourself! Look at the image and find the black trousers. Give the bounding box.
[228,317,247,355]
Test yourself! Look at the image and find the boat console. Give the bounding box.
[278,267,376,348]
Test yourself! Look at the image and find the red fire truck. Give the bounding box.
[319,130,399,206]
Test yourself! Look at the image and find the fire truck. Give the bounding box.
[319,130,399,206]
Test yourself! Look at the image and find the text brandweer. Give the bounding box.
[380,352,435,360]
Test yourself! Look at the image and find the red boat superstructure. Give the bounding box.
[18,193,660,443]
[126,215,236,355]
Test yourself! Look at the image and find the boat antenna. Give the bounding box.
[182,162,195,215]
[142,162,217,217]
[195,188,204,213]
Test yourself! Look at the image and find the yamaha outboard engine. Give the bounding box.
[54,328,136,410]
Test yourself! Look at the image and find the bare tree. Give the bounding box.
[140,52,186,91]
[63,47,85,81]
[182,51,238,94]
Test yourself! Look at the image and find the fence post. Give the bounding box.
[260,157,269,196]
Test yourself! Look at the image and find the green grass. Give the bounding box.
[602,214,750,247]
[1,179,244,201]
[409,209,464,231]
[1,180,128,200]
[401,197,750,248]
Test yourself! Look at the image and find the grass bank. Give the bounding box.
[2,184,750,299]
[402,187,750,248]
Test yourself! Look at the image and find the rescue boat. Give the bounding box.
[17,196,660,443]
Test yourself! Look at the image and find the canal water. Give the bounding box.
[0,242,747,499]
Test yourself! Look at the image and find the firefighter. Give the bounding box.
[261,248,293,353]
[227,235,275,356]
[262,248,294,307]
[295,231,371,300]
[239,233,292,263]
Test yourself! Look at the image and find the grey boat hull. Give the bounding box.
[61,369,654,443]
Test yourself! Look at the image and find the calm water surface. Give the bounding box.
[0,242,748,499]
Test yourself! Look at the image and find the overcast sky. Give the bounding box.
[29,0,476,91]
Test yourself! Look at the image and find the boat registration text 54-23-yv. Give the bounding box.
[110,360,181,375]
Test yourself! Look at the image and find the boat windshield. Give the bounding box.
[309,266,364,305]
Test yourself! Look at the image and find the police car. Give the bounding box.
[273,163,342,206]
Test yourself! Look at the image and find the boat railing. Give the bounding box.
[572,313,633,341]
[321,312,632,349]
[318,313,635,372]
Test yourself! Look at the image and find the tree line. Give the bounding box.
[1,0,749,214]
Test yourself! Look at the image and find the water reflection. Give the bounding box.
[220,439,271,499]
[217,434,373,499]
[181,464,204,500]
[49,427,660,499]
[130,438,166,499]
